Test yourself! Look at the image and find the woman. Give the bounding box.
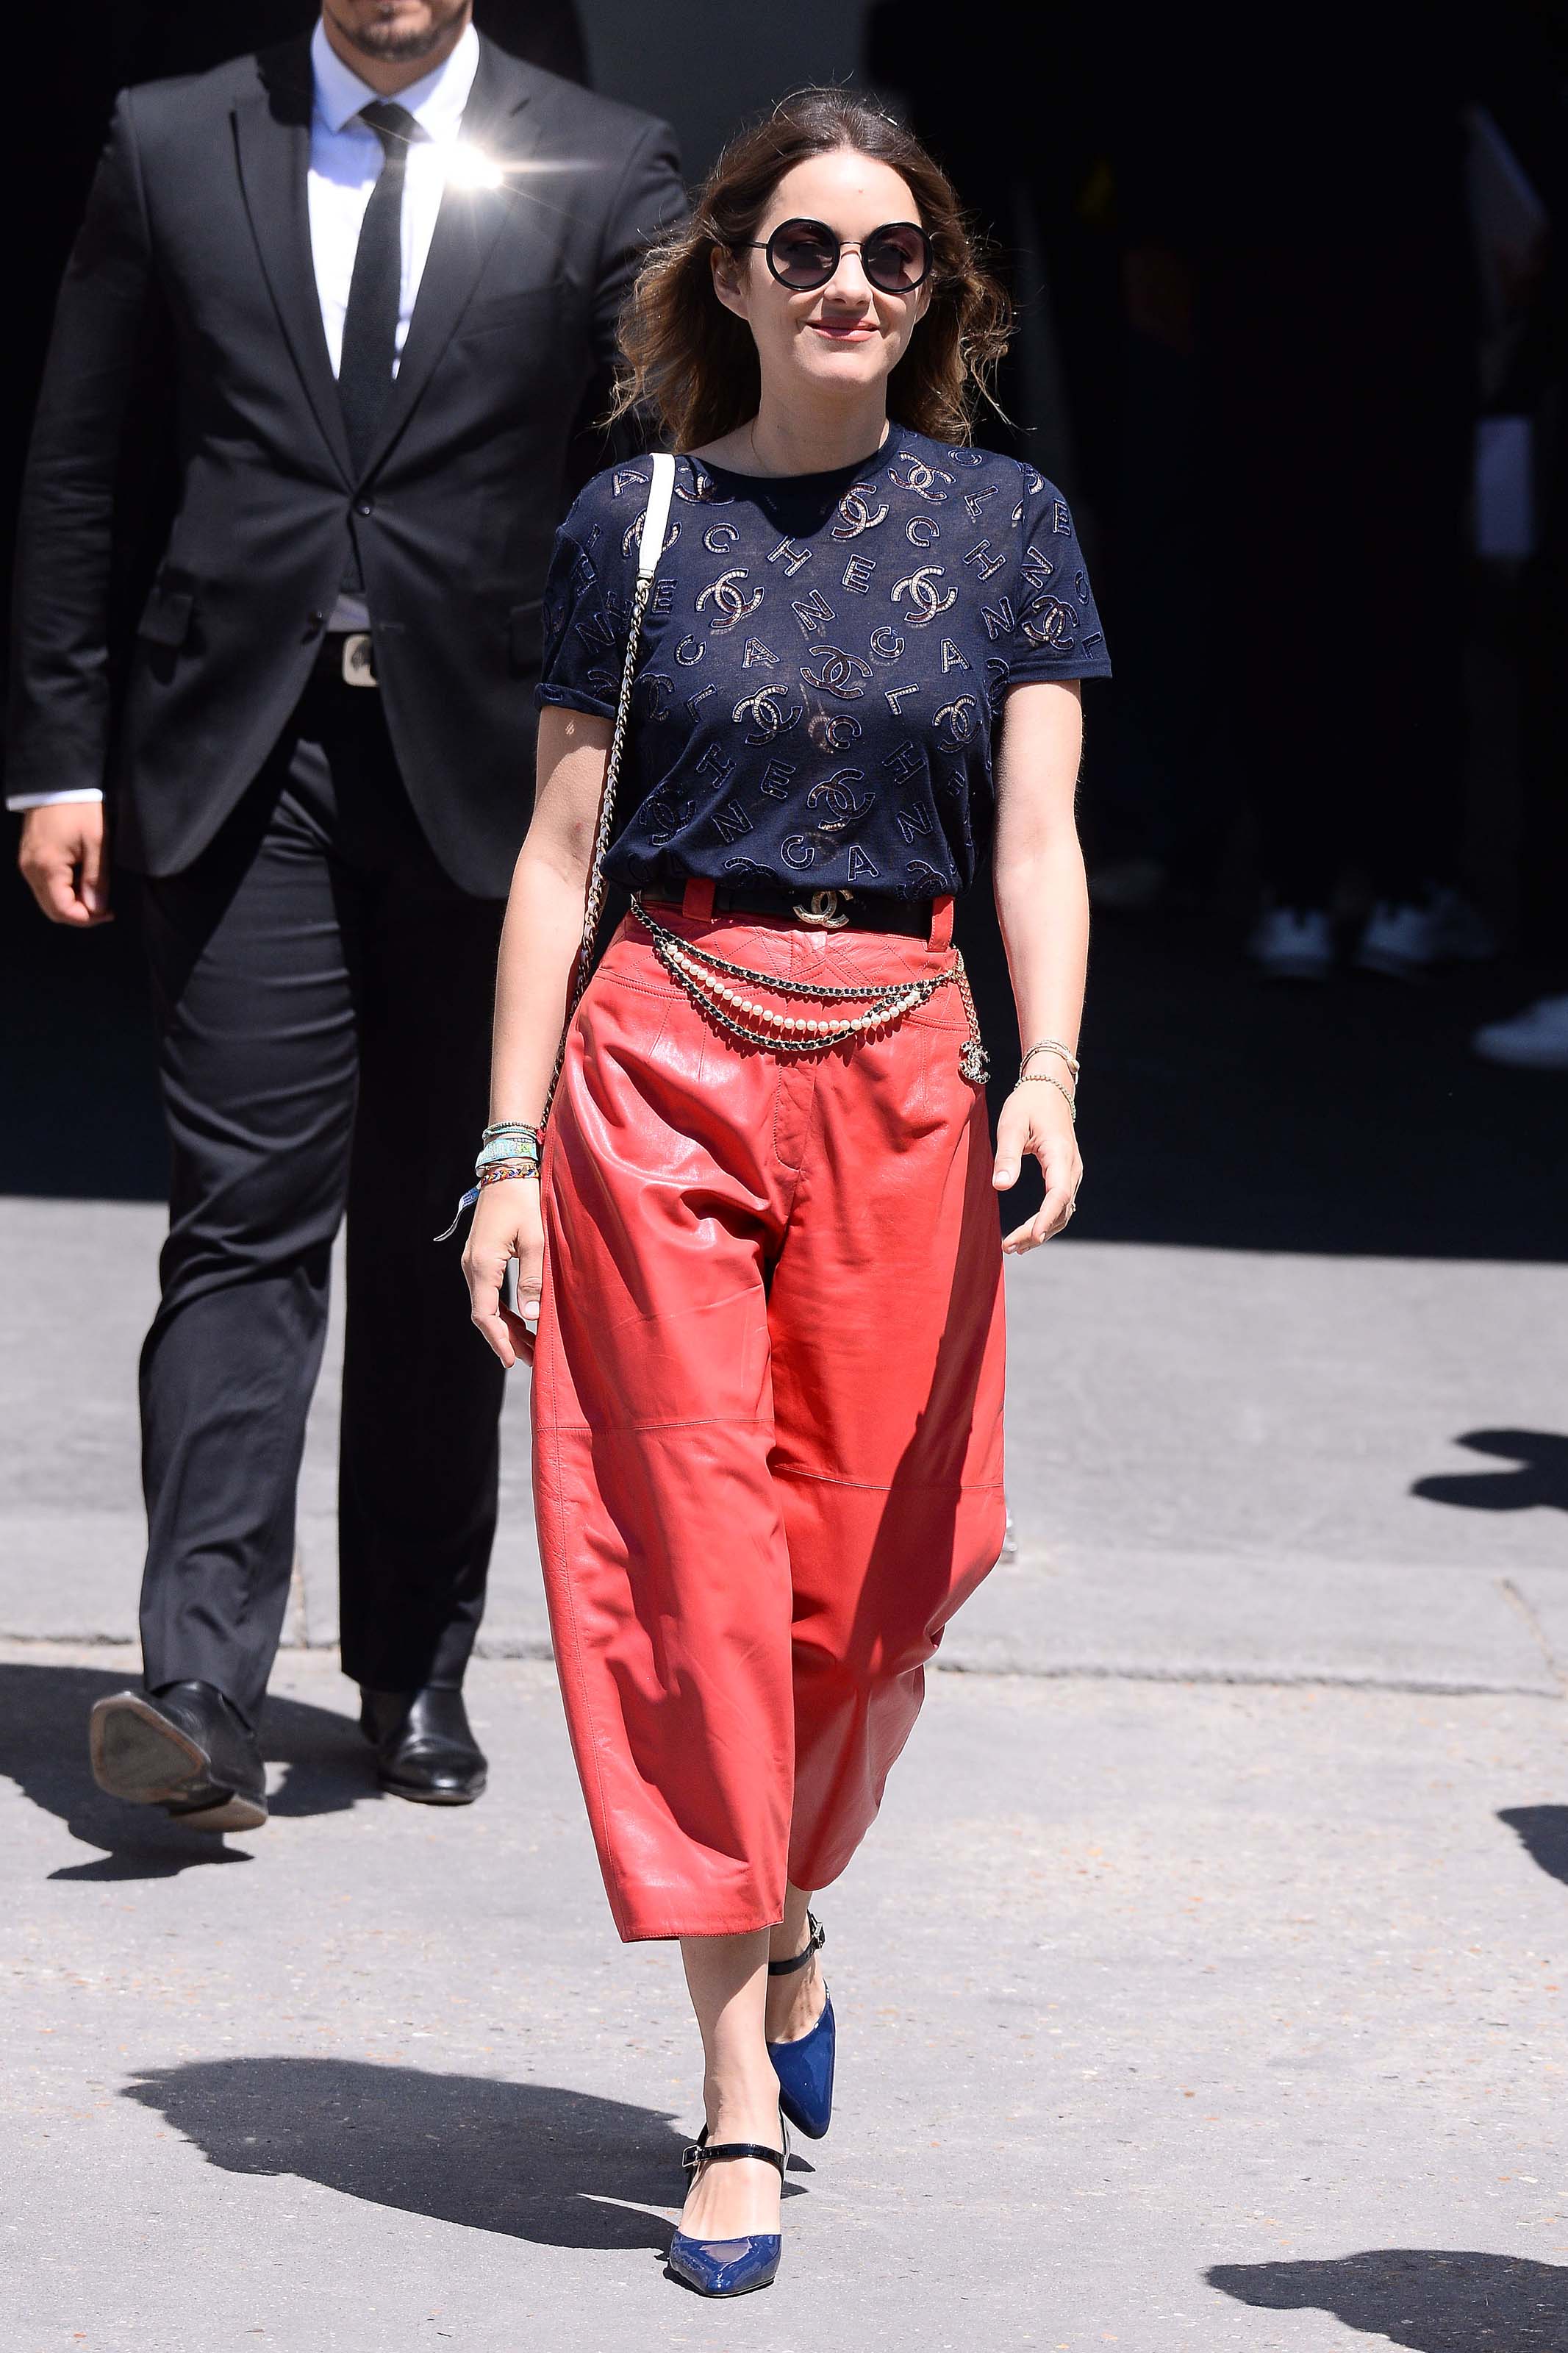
[461,89,1109,2296]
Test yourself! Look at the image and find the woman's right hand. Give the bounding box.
[462,1176,544,1368]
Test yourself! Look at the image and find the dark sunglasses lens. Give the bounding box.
[767,222,837,288]
[863,226,929,291]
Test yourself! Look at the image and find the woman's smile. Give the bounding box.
[807,318,878,340]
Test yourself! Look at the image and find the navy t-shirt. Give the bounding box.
[536,429,1111,901]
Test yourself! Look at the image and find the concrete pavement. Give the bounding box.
[7,1649,1568,2351]
[4,1190,1568,2349]
[5,1199,1565,1688]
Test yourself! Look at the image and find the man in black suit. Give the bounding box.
[9,0,682,1832]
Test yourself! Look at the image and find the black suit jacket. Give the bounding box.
[8,32,683,894]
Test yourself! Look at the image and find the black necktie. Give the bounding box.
[337,101,418,477]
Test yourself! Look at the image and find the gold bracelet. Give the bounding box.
[1019,1037,1081,1079]
[1013,1071,1076,1121]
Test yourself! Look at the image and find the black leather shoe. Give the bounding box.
[359,1686,487,1804]
[87,1681,268,1833]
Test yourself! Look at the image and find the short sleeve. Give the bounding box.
[1004,471,1112,689]
[535,510,627,719]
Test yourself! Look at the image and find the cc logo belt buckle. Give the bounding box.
[792,888,853,929]
[340,631,378,688]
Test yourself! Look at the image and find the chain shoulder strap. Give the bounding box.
[544,451,676,1116]
[435,465,676,1244]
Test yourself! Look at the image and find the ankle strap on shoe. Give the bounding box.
[681,2138,787,2177]
[767,1910,825,1978]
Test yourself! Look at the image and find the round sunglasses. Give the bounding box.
[737,217,932,296]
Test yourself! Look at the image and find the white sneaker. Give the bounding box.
[1249,904,1335,980]
[1356,899,1438,977]
[1356,889,1500,979]
[1472,993,1568,1069]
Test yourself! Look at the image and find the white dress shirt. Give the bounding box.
[307,18,479,385]
[10,20,480,811]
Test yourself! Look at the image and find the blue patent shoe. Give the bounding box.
[767,1910,835,2138]
[665,2116,788,2298]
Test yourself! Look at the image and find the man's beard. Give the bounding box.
[337,10,454,63]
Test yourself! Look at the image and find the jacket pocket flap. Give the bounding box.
[137,587,195,648]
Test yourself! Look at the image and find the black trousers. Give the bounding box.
[136,667,507,1727]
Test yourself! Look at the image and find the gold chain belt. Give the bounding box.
[629,894,989,1084]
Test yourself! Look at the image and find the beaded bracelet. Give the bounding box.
[478,1121,541,1162]
[1014,1070,1076,1121]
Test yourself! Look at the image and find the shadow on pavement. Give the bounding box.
[1207,2250,1568,2349]
[0,1661,381,1877]
[1498,1806,1568,1890]
[122,2057,709,2251]
[1413,1432,1568,1514]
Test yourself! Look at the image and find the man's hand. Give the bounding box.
[17,802,112,926]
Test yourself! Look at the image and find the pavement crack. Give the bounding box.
[1500,1573,1567,1690]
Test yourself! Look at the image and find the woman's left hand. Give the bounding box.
[992,1082,1082,1253]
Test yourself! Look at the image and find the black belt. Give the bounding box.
[648,882,935,937]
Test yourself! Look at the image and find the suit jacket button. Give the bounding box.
[307,609,326,629]
[354,499,373,517]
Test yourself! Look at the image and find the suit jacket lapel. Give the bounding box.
[232,40,354,485]
[356,40,540,478]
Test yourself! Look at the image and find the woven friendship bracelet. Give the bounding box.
[475,1137,542,1178]
[432,1159,539,1242]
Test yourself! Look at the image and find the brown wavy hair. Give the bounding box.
[609,88,1012,452]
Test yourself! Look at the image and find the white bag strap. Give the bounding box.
[636,449,676,580]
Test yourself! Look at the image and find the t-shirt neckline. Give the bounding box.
[691,440,894,494]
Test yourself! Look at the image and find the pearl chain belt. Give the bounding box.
[630,894,990,1084]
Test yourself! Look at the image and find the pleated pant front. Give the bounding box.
[531,889,1007,1941]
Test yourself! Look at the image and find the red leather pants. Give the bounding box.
[531,886,1006,1940]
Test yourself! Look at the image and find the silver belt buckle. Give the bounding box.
[792,888,852,929]
[340,631,378,688]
